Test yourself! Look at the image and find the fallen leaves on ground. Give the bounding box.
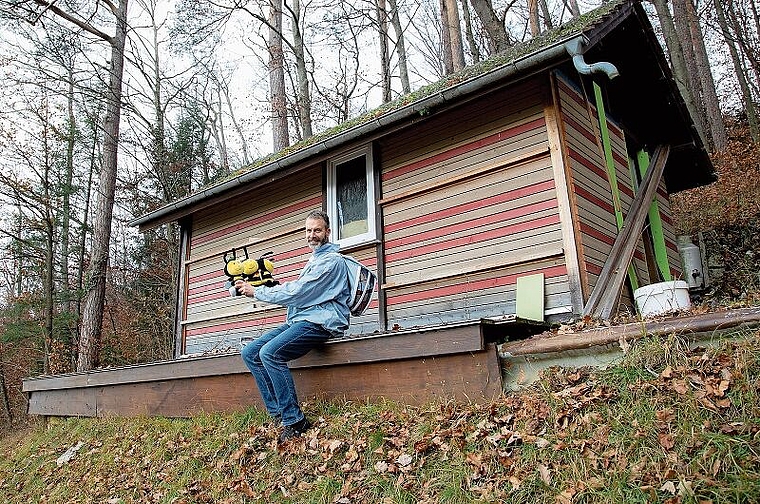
[1,333,759,504]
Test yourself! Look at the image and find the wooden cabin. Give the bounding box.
[23,0,715,418]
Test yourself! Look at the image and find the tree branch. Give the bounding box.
[31,0,114,43]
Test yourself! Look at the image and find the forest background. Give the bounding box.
[0,0,758,435]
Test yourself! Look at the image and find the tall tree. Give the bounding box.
[460,0,482,64]
[442,0,465,72]
[289,0,313,139]
[713,0,759,142]
[683,0,726,150]
[469,0,511,54]
[649,0,709,148]
[387,0,411,94]
[268,0,289,152]
[13,0,135,372]
[528,0,540,36]
[377,0,393,101]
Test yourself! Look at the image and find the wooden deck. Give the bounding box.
[23,322,504,418]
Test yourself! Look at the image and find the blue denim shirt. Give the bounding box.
[253,242,350,336]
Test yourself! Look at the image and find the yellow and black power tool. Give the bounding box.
[223,247,279,297]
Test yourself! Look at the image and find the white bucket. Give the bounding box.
[634,280,691,317]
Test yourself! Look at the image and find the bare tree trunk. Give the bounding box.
[209,89,229,171]
[444,0,465,71]
[388,0,411,93]
[290,0,313,138]
[528,0,540,36]
[672,0,708,145]
[62,67,74,317]
[377,0,392,101]
[14,207,23,297]
[460,0,481,63]
[269,0,289,152]
[564,0,580,17]
[539,0,553,29]
[76,119,97,368]
[713,0,760,142]
[727,1,760,111]
[649,0,708,147]
[78,0,129,371]
[440,0,454,74]
[469,0,511,54]
[685,0,726,151]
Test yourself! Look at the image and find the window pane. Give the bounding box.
[335,155,368,240]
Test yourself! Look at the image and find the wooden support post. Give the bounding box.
[582,144,670,319]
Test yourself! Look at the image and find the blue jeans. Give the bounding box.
[240,321,330,426]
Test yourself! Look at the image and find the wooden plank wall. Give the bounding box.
[555,74,651,311]
[378,79,572,329]
[181,165,380,355]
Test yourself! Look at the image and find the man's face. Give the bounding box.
[305,217,330,250]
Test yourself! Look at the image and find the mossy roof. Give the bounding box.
[134,0,713,230]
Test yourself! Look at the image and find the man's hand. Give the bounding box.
[235,280,255,298]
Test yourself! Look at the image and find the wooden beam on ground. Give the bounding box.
[582,144,670,319]
[500,306,760,357]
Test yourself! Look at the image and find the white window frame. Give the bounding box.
[326,145,376,248]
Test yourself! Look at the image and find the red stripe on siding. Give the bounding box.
[192,195,322,247]
[386,264,567,306]
[607,120,623,138]
[568,149,606,179]
[569,149,634,201]
[587,263,602,275]
[385,214,560,263]
[189,270,224,284]
[384,179,556,234]
[558,79,586,107]
[580,222,614,245]
[575,186,614,214]
[562,113,597,144]
[386,199,559,251]
[382,118,546,182]
[618,182,634,199]
[580,223,646,261]
[188,291,230,304]
[612,150,629,169]
[185,314,287,337]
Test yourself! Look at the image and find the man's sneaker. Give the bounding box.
[278,417,311,443]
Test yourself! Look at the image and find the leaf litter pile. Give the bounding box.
[1,332,759,503]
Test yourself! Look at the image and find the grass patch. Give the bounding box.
[1,331,759,503]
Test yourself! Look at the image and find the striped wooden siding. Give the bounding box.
[181,165,382,355]
[182,168,323,354]
[556,75,650,309]
[386,259,570,328]
[379,80,571,329]
[381,80,549,197]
